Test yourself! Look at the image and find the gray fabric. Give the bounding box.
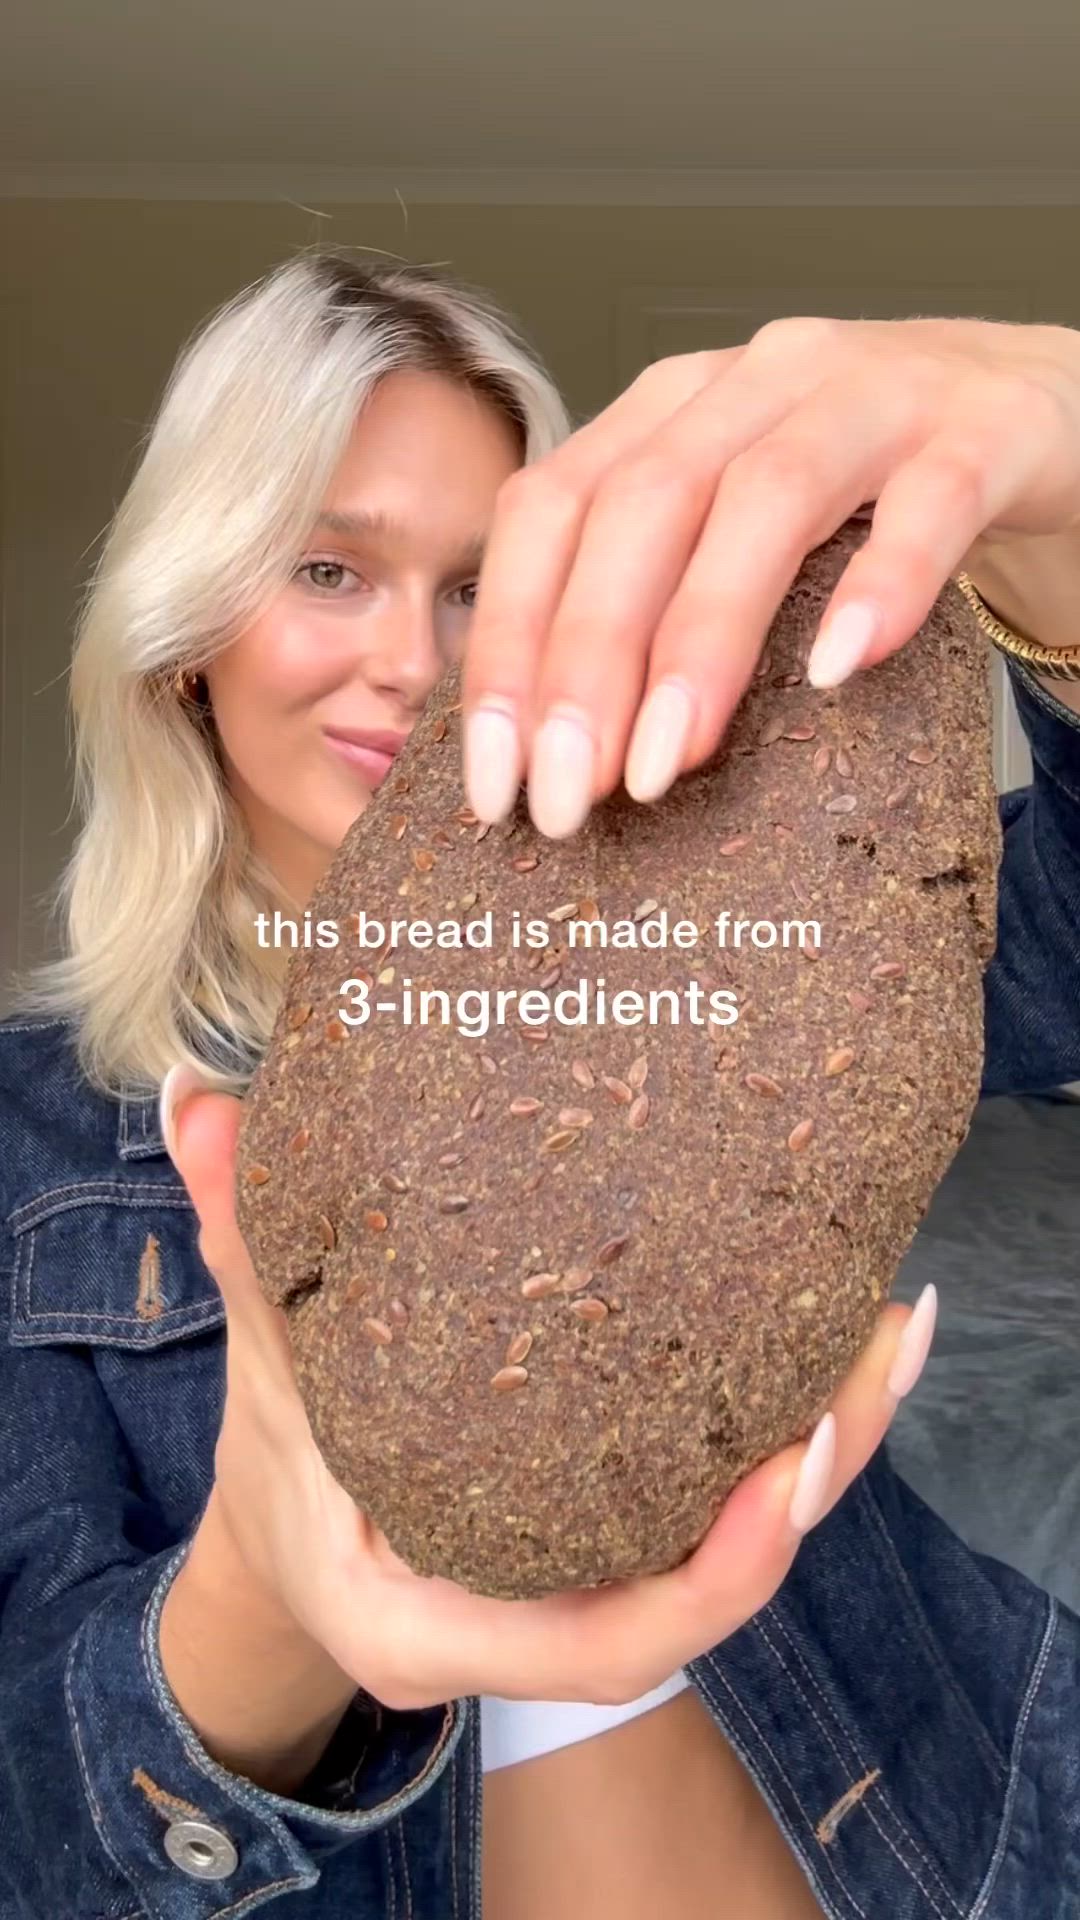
[889,1093,1080,1612]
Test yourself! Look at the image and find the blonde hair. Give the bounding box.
[11,249,571,1099]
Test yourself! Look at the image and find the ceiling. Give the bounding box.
[4,0,1080,194]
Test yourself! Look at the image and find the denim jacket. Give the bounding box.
[2,659,1079,1920]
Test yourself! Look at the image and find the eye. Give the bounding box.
[298,559,360,594]
[452,580,480,610]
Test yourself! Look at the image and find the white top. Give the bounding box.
[480,1667,690,1773]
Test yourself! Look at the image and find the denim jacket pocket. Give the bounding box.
[7,1178,224,1349]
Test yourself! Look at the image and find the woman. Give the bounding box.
[1,250,1077,1920]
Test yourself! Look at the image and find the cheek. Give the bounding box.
[209,606,343,798]
[233,603,347,705]
[212,604,347,735]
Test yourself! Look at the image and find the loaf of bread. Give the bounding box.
[235,515,1000,1600]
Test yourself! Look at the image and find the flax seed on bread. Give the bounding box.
[235,515,999,1599]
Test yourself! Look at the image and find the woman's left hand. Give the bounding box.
[461,315,1080,836]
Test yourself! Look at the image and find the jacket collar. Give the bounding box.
[117,1086,168,1161]
[115,1034,259,1163]
[115,1018,258,1163]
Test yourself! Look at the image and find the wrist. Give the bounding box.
[962,531,1080,715]
[183,1481,302,1640]
[161,1486,359,1795]
[964,530,1080,659]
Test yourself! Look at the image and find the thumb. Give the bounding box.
[162,1067,304,1411]
[160,1064,249,1281]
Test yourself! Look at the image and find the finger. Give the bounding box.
[353,1470,801,1709]
[769,1285,937,1546]
[167,1079,302,1391]
[164,1076,267,1312]
[520,350,839,835]
[349,1430,809,1710]
[339,1290,935,1710]
[165,1078,247,1273]
[461,351,736,825]
[814,1296,923,1524]
[806,378,1051,688]
[358,1287,938,1710]
[621,365,924,801]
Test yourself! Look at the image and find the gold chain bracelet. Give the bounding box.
[953,571,1080,683]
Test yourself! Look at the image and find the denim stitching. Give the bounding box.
[967,1597,1059,1920]
[12,1225,221,1336]
[118,1095,165,1156]
[120,1096,145,1152]
[139,1554,465,1834]
[12,1310,222,1338]
[192,1880,309,1919]
[11,1207,222,1340]
[756,1610,960,1920]
[64,1633,141,1898]
[762,1607,963,1915]
[1011,658,1080,731]
[856,1474,1007,1782]
[66,1656,310,1920]
[397,1815,414,1919]
[0,1018,68,1032]
[10,1181,192,1230]
[381,1827,398,1919]
[448,1735,460,1920]
[468,1700,483,1920]
[131,1765,204,1823]
[689,1662,869,1920]
[131,1570,322,1909]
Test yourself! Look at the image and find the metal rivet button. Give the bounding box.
[163,1818,239,1880]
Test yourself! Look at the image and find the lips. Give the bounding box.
[324,726,407,754]
[323,726,408,787]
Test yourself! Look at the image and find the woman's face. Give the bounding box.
[205,368,522,905]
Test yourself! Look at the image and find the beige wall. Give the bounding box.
[3,197,1079,1001]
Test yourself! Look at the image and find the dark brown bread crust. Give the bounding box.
[235,517,1000,1599]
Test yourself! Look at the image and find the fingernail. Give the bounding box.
[624,679,696,802]
[807,601,883,689]
[465,702,521,823]
[158,1062,210,1164]
[787,1411,837,1535]
[528,707,595,839]
[886,1284,938,1402]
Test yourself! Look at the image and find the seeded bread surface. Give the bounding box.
[235,516,1000,1600]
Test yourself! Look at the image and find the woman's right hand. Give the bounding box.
[165,1075,933,1721]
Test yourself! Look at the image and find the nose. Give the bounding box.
[364,594,446,709]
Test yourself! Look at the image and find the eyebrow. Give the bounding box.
[313,507,487,573]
